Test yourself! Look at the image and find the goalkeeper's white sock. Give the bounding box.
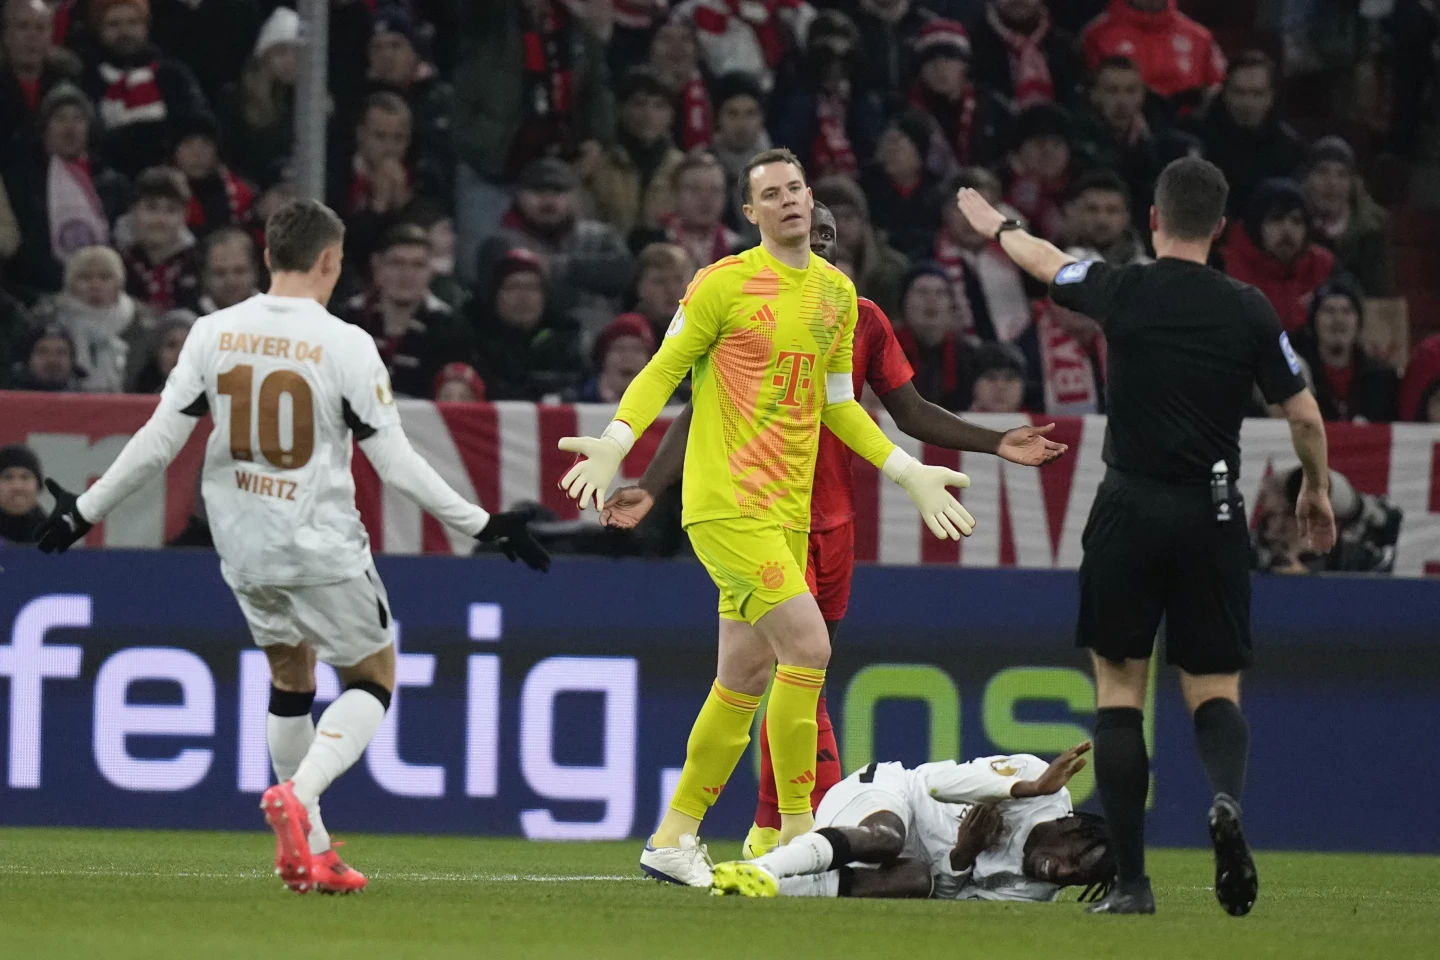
[778,871,841,898]
[754,832,835,878]
[267,692,332,853]
[290,686,388,808]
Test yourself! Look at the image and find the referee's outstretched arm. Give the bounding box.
[956,188,1078,285]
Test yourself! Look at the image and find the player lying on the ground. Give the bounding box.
[35,200,550,895]
[602,201,1068,860]
[711,742,1113,903]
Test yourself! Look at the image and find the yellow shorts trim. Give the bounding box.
[687,517,810,625]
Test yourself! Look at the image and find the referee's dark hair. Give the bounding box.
[1154,157,1229,241]
[265,199,346,273]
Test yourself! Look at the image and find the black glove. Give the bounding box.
[36,479,94,554]
[475,509,551,572]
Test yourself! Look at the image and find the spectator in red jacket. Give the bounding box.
[1294,278,1398,423]
[1223,178,1336,335]
[1081,0,1225,113]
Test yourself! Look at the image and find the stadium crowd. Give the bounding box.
[1,0,1437,419]
[0,1,1437,538]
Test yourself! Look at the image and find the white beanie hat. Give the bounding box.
[254,7,301,60]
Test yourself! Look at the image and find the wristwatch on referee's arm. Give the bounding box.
[994,218,1024,242]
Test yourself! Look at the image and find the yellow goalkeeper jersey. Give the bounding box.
[616,243,891,532]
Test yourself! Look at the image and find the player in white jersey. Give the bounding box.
[710,742,1115,903]
[36,200,550,894]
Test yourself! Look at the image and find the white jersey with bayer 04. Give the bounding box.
[162,294,400,586]
[853,756,1072,902]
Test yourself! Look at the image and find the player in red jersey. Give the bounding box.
[602,203,1068,857]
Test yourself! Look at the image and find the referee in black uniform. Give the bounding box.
[957,158,1337,917]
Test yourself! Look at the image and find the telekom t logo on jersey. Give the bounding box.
[772,352,816,407]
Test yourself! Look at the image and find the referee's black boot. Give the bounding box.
[1086,876,1155,915]
[1208,793,1258,917]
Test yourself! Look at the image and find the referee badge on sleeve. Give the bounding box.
[1055,261,1094,285]
[1279,332,1302,375]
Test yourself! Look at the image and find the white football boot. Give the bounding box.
[639,833,714,887]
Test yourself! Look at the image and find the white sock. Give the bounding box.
[754,832,835,879]
[267,712,331,853]
[778,871,840,898]
[290,689,386,807]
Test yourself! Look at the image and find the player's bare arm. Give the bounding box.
[1010,741,1091,798]
[956,188,1077,285]
[877,383,1069,467]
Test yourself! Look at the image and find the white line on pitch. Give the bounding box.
[0,865,640,883]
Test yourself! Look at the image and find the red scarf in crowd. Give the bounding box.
[124,246,193,312]
[347,155,411,216]
[894,325,968,401]
[186,167,254,231]
[679,73,713,151]
[662,215,735,269]
[691,1,795,69]
[1005,169,1067,241]
[1035,300,1105,415]
[509,2,576,172]
[931,229,980,335]
[986,5,1055,108]
[812,93,857,179]
[97,61,166,130]
[914,84,977,166]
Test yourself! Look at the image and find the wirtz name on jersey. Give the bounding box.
[235,470,298,501]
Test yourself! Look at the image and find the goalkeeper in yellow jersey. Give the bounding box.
[557,149,974,887]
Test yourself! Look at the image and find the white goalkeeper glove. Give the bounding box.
[558,422,635,512]
[883,449,975,540]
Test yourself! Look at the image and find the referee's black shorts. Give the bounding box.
[1076,468,1254,674]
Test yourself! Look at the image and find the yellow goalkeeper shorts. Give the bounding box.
[687,517,810,624]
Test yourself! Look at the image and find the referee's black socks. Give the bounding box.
[1193,697,1249,802]
[1094,706,1149,883]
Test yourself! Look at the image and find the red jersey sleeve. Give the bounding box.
[858,298,914,396]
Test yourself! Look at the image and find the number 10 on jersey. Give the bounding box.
[217,364,315,469]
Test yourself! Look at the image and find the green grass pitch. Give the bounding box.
[2,829,1438,960]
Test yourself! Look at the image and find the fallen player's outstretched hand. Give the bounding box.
[36,479,93,554]
[601,486,655,529]
[1011,740,1092,798]
[475,510,551,572]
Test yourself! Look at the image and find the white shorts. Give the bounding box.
[814,763,914,834]
[224,561,393,668]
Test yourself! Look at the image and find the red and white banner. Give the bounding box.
[5,392,1440,576]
